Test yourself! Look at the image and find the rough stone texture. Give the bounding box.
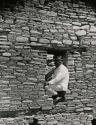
[0,0,96,124]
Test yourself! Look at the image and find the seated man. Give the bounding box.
[45,55,69,104]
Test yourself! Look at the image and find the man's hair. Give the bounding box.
[53,54,67,66]
[53,55,63,61]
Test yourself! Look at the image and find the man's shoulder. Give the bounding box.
[60,64,67,68]
[60,64,68,71]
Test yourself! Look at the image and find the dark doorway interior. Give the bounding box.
[92,119,96,125]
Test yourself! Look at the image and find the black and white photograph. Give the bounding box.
[0,0,96,125]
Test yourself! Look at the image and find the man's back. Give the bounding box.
[51,64,69,91]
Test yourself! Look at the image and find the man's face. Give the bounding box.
[54,56,63,67]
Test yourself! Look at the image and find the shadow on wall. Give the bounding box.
[0,0,24,11]
[1,0,96,11]
[92,119,96,125]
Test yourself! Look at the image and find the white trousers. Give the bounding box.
[45,85,58,96]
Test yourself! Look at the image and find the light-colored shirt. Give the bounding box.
[48,64,69,91]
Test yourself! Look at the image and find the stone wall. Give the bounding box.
[0,0,96,124]
[0,48,47,112]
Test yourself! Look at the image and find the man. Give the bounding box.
[45,54,69,104]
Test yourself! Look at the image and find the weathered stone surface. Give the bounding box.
[22,26,29,30]
[0,56,9,61]
[63,39,72,45]
[46,11,57,16]
[75,30,86,36]
[72,22,81,26]
[2,52,11,57]
[90,26,96,32]
[51,40,62,44]
[73,40,79,45]
[91,40,96,45]
[70,36,77,40]
[39,38,50,44]
[42,20,54,24]
[84,107,92,111]
[30,30,42,35]
[16,36,29,42]
[81,25,90,30]
[50,29,58,33]
[39,10,47,14]
[0,42,12,45]
[30,37,38,42]
[73,26,80,30]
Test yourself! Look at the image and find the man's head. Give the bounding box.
[53,55,64,67]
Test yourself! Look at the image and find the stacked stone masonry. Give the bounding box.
[0,0,96,124]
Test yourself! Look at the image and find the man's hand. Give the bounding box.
[45,69,54,81]
[46,81,49,86]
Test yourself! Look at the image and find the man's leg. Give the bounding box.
[45,85,58,96]
[57,91,66,99]
[57,91,66,98]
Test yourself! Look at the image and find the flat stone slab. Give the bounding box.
[75,30,86,36]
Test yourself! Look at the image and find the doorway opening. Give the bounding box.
[92,119,96,125]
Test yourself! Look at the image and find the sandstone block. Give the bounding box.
[70,35,77,40]
[0,56,9,61]
[50,29,58,33]
[30,42,37,46]
[30,30,42,35]
[0,42,12,45]
[22,26,29,30]
[90,26,96,32]
[5,19,13,24]
[73,26,80,30]
[63,39,72,45]
[73,40,79,45]
[51,40,62,44]
[42,20,54,24]
[84,107,92,111]
[30,37,38,42]
[72,22,81,26]
[16,36,29,42]
[39,38,50,44]
[2,52,11,57]
[75,30,86,36]
[81,25,89,30]
[46,11,57,16]
[91,40,96,45]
